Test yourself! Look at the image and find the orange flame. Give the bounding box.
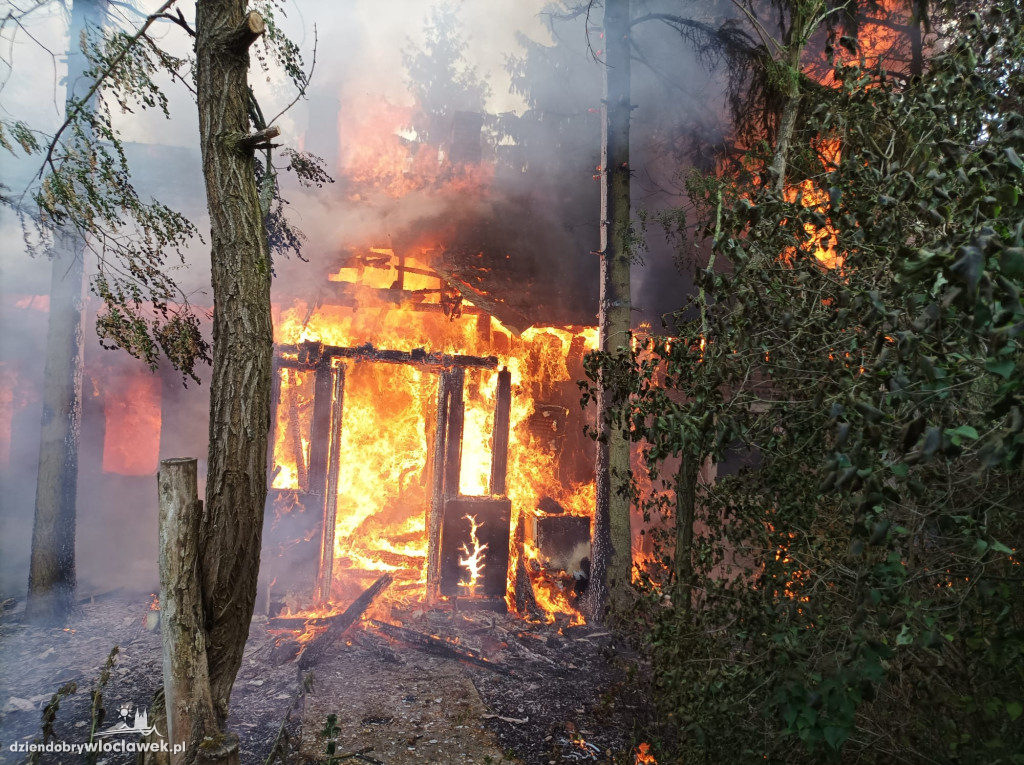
[635,742,657,764]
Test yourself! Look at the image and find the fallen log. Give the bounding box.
[368,620,511,675]
[298,574,393,669]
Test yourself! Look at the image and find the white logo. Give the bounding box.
[95,703,163,738]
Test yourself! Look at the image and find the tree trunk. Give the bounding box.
[194,0,273,727]
[908,0,925,78]
[25,0,108,625]
[584,0,633,623]
[673,454,700,617]
[768,1,826,193]
[768,47,802,194]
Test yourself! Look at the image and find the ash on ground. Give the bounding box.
[0,595,652,764]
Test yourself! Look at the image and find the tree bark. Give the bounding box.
[768,47,802,194]
[908,0,925,78]
[673,454,700,617]
[26,0,108,625]
[194,0,273,727]
[768,1,826,194]
[584,0,633,623]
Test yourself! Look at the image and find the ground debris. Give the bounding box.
[0,598,648,764]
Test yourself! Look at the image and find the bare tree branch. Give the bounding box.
[266,23,318,127]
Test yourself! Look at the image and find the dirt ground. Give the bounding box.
[0,594,651,765]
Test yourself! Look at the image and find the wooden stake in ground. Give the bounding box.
[157,458,230,763]
[298,574,394,669]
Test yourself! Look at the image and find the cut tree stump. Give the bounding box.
[157,458,225,763]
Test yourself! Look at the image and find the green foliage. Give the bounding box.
[587,4,1024,762]
[4,2,324,381]
[321,713,341,758]
[8,8,209,379]
[251,0,307,89]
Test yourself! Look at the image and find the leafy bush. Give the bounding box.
[589,5,1024,762]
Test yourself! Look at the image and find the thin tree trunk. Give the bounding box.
[26,0,108,625]
[769,2,826,193]
[908,0,924,78]
[194,0,273,727]
[674,454,700,617]
[584,0,633,623]
[769,45,802,194]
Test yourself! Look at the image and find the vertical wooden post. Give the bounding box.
[315,365,346,605]
[489,369,512,496]
[443,367,466,500]
[157,458,222,763]
[427,371,451,597]
[265,358,282,489]
[513,514,538,615]
[307,361,334,497]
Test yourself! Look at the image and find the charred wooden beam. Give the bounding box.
[453,595,507,613]
[489,369,512,496]
[427,371,452,598]
[307,361,333,497]
[433,262,532,335]
[443,367,465,501]
[315,364,346,605]
[368,620,511,675]
[406,303,488,316]
[513,515,539,616]
[298,573,393,669]
[267,357,283,490]
[396,250,407,291]
[475,312,491,345]
[277,343,498,371]
[286,376,308,490]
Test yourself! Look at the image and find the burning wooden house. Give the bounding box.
[260,103,600,623]
[262,245,598,621]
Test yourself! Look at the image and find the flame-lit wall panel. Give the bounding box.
[101,372,161,476]
[439,497,511,598]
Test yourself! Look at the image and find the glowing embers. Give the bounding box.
[440,498,511,604]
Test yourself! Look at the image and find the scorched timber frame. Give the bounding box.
[269,340,513,605]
